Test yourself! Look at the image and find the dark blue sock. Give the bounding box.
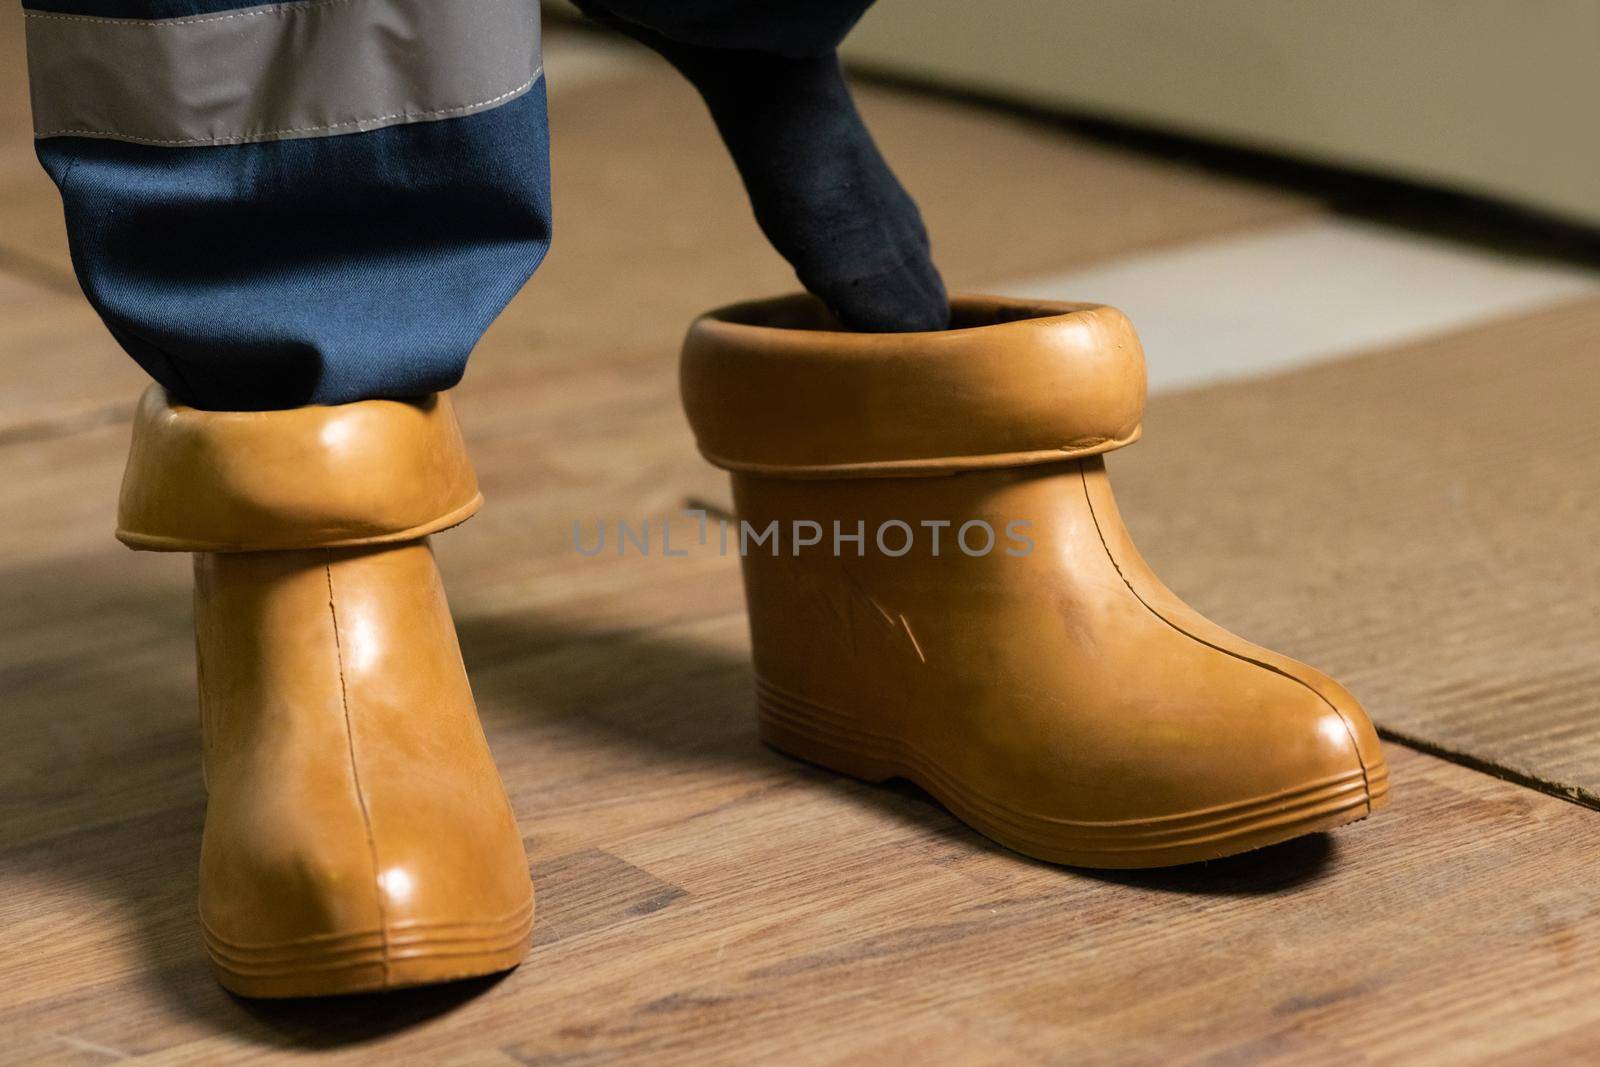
[580,7,950,332]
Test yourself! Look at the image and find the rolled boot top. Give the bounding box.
[116,386,482,553]
[680,294,1148,478]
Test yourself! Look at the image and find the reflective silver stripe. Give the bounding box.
[26,0,542,147]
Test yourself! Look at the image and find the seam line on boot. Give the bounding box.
[325,561,391,984]
[1076,464,1374,811]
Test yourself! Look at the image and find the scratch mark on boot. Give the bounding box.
[899,614,927,664]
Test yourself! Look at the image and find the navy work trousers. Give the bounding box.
[25,0,871,411]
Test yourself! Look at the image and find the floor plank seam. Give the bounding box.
[1377,727,1597,812]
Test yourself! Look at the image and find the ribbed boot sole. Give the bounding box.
[757,677,1389,870]
[205,897,534,998]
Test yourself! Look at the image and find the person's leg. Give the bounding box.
[25,0,551,410]
[577,0,949,332]
[24,0,546,997]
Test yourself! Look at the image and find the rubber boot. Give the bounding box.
[681,295,1390,868]
[118,387,533,996]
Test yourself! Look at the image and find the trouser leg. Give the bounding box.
[24,0,552,411]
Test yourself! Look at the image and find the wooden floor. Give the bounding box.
[4,13,1600,1065]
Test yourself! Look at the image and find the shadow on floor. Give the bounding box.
[1080,831,1335,895]
[232,974,513,1050]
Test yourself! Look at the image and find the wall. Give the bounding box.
[842,0,1600,226]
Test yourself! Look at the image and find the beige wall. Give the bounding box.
[842,0,1600,226]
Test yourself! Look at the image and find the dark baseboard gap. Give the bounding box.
[848,62,1600,271]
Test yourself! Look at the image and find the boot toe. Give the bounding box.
[201,820,533,999]
[1102,658,1388,869]
[1270,659,1391,816]
[947,633,1389,870]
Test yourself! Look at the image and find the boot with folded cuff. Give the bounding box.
[681,295,1390,868]
[118,387,533,997]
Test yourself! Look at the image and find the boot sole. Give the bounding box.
[757,678,1390,869]
[204,897,534,998]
